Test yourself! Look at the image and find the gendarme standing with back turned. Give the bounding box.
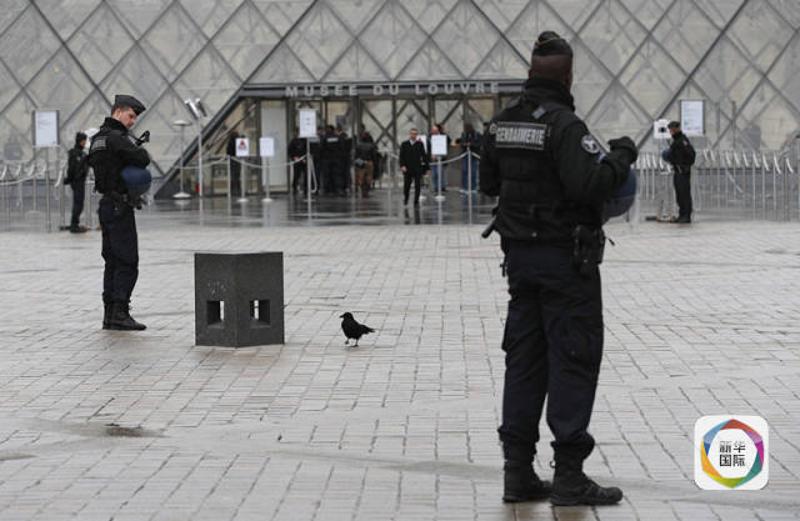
[481,31,638,506]
[88,95,151,331]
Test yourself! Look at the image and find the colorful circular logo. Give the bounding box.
[699,419,765,488]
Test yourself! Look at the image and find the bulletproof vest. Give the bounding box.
[492,99,582,242]
[88,127,127,195]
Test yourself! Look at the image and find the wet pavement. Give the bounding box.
[0,194,799,520]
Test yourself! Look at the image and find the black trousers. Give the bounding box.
[403,171,423,205]
[99,199,139,305]
[320,159,337,193]
[498,240,603,464]
[230,159,241,196]
[70,178,85,228]
[673,170,693,218]
[292,161,307,193]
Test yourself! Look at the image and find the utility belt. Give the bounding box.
[101,191,140,212]
[101,192,129,205]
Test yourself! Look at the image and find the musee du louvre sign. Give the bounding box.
[243,81,523,99]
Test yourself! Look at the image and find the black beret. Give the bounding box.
[533,31,573,57]
[114,94,146,115]
[667,121,681,129]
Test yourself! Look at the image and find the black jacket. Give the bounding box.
[87,117,150,195]
[481,78,634,242]
[399,139,429,175]
[66,146,88,185]
[666,131,695,174]
[354,138,378,163]
[288,137,306,160]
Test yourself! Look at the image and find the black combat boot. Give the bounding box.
[108,302,146,331]
[503,461,552,503]
[550,456,622,506]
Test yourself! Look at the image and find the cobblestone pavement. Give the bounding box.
[1,216,799,521]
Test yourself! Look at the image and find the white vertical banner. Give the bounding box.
[431,135,448,157]
[680,100,705,136]
[298,109,317,138]
[33,110,59,147]
[259,137,275,158]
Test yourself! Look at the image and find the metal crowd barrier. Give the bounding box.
[0,154,69,232]
[635,148,799,222]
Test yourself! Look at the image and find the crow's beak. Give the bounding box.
[339,314,345,318]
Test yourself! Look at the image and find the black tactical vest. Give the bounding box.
[491,98,586,242]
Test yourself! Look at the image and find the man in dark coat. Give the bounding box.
[65,132,89,233]
[398,128,429,207]
[226,131,241,196]
[87,94,150,331]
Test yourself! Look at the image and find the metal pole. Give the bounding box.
[32,154,38,213]
[45,148,52,232]
[197,122,204,197]
[238,158,248,203]
[772,153,778,218]
[262,157,272,203]
[467,146,473,193]
[750,152,756,219]
[435,157,444,203]
[59,155,66,229]
[289,160,294,199]
[173,122,191,199]
[179,126,185,195]
[306,139,312,213]
[761,152,767,218]
[227,158,232,207]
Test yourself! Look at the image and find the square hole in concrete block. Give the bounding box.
[207,300,224,326]
[250,299,271,325]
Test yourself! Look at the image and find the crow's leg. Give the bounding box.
[345,338,350,345]
[354,339,359,347]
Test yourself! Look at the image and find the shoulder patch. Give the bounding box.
[494,121,548,151]
[580,134,600,154]
[89,136,107,154]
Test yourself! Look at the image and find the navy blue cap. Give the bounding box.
[114,94,146,115]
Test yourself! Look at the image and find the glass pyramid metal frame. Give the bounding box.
[1,0,798,176]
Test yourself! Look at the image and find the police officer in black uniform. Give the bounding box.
[666,121,695,223]
[65,132,89,233]
[481,32,638,505]
[88,95,150,331]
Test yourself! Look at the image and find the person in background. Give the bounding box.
[65,131,89,233]
[226,131,241,196]
[428,123,450,193]
[399,128,429,207]
[354,130,378,198]
[456,123,481,192]
[664,121,695,223]
[288,128,307,195]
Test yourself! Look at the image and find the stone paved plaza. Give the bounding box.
[1,207,799,520]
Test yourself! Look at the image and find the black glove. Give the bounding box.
[608,136,638,164]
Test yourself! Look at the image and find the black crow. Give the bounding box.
[339,312,375,347]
